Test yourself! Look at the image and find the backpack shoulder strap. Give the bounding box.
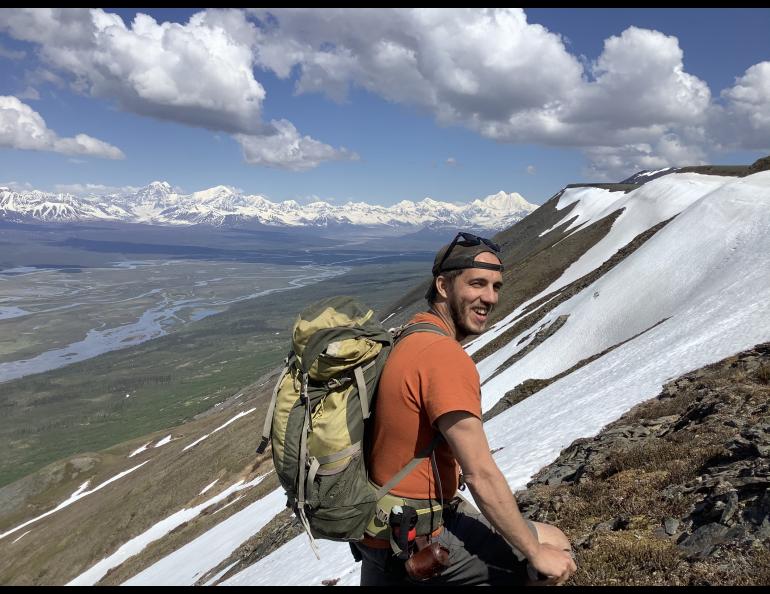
[393,320,450,343]
[373,320,450,499]
[374,432,443,501]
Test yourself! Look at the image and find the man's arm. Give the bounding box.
[436,410,576,582]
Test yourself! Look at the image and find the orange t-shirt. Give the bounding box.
[368,311,482,500]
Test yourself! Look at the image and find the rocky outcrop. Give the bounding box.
[515,343,770,585]
[195,508,303,586]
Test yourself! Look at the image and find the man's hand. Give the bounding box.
[528,543,576,586]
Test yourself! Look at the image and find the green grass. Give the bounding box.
[0,260,429,487]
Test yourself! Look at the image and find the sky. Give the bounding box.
[0,8,768,206]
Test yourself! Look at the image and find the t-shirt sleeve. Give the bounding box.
[418,338,482,424]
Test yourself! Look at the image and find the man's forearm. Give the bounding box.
[464,466,540,560]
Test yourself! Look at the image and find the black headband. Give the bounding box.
[438,261,504,273]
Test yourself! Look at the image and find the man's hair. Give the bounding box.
[425,269,462,305]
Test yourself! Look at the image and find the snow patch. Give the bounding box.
[129,442,151,458]
[199,479,219,496]
[0,463,148,541]
[154,435,172,448]
[183,408,256,452]
[122,481,281,586]
[69,473,269,585]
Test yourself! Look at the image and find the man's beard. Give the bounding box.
[449,293,488,338]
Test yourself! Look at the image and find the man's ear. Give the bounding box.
[436,274,452,300]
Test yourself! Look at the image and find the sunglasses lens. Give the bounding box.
[457,232,499,252]
[434,232,501,274]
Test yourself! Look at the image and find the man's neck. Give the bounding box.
[427,304,464,342]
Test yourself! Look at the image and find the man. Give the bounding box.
[352,232,577,586]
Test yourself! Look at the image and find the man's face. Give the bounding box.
[443,252,503,338]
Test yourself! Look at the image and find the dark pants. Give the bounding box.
[351,498,536,586]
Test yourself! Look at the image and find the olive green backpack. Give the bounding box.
[257,296,446,557]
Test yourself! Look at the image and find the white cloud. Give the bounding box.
[245,9,751,179]
[527,165,536,175]
[569,27,711,129]
[3,8,766,179]
[55,134,125,160]
[0,8,352,170]
[250,8,583,123]
[234,119,358,171]
[583,136,707,182]
[0,180,34,191]
[0,95,124,159]
[0,8,265,134]
[53,182,141,195]
[446,157,459,167]
[474,26,713,176]
[719,61,770,151]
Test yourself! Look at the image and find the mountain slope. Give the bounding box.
[1,158,769,585]
[217,169,770,586]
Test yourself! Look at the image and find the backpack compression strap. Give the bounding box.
[256,353,295,455]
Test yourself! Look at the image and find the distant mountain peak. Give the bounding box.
[0,184,538,231]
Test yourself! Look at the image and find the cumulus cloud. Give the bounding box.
[569,28,711,129]
[246,9,754,178]
[0,8,352,170]
[0,8,265,134]
[4,8,766,178]
[719,61,770,151]
[250,8,583,123]
[234,119,358,171]
[583,138,708,182]
[0,95,124,159]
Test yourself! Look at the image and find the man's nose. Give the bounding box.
[482,285,498,305]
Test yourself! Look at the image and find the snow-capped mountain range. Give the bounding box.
[0,182,537,231]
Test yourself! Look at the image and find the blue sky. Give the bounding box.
[1,8,768,206]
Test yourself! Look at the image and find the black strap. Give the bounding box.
[391,506,418,560]
[439,261,504,272]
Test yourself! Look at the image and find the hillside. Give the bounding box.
[1,157,769,585]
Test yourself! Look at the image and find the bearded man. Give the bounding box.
[351,232,577,586]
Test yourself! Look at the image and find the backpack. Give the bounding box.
[256,295,447,557]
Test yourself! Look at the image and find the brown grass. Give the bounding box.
[0,378,278,586]
[518,344,770,586]
[757,363,770,385]
[572,532,684,586]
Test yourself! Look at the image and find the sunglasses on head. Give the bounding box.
[435,231,501,275]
